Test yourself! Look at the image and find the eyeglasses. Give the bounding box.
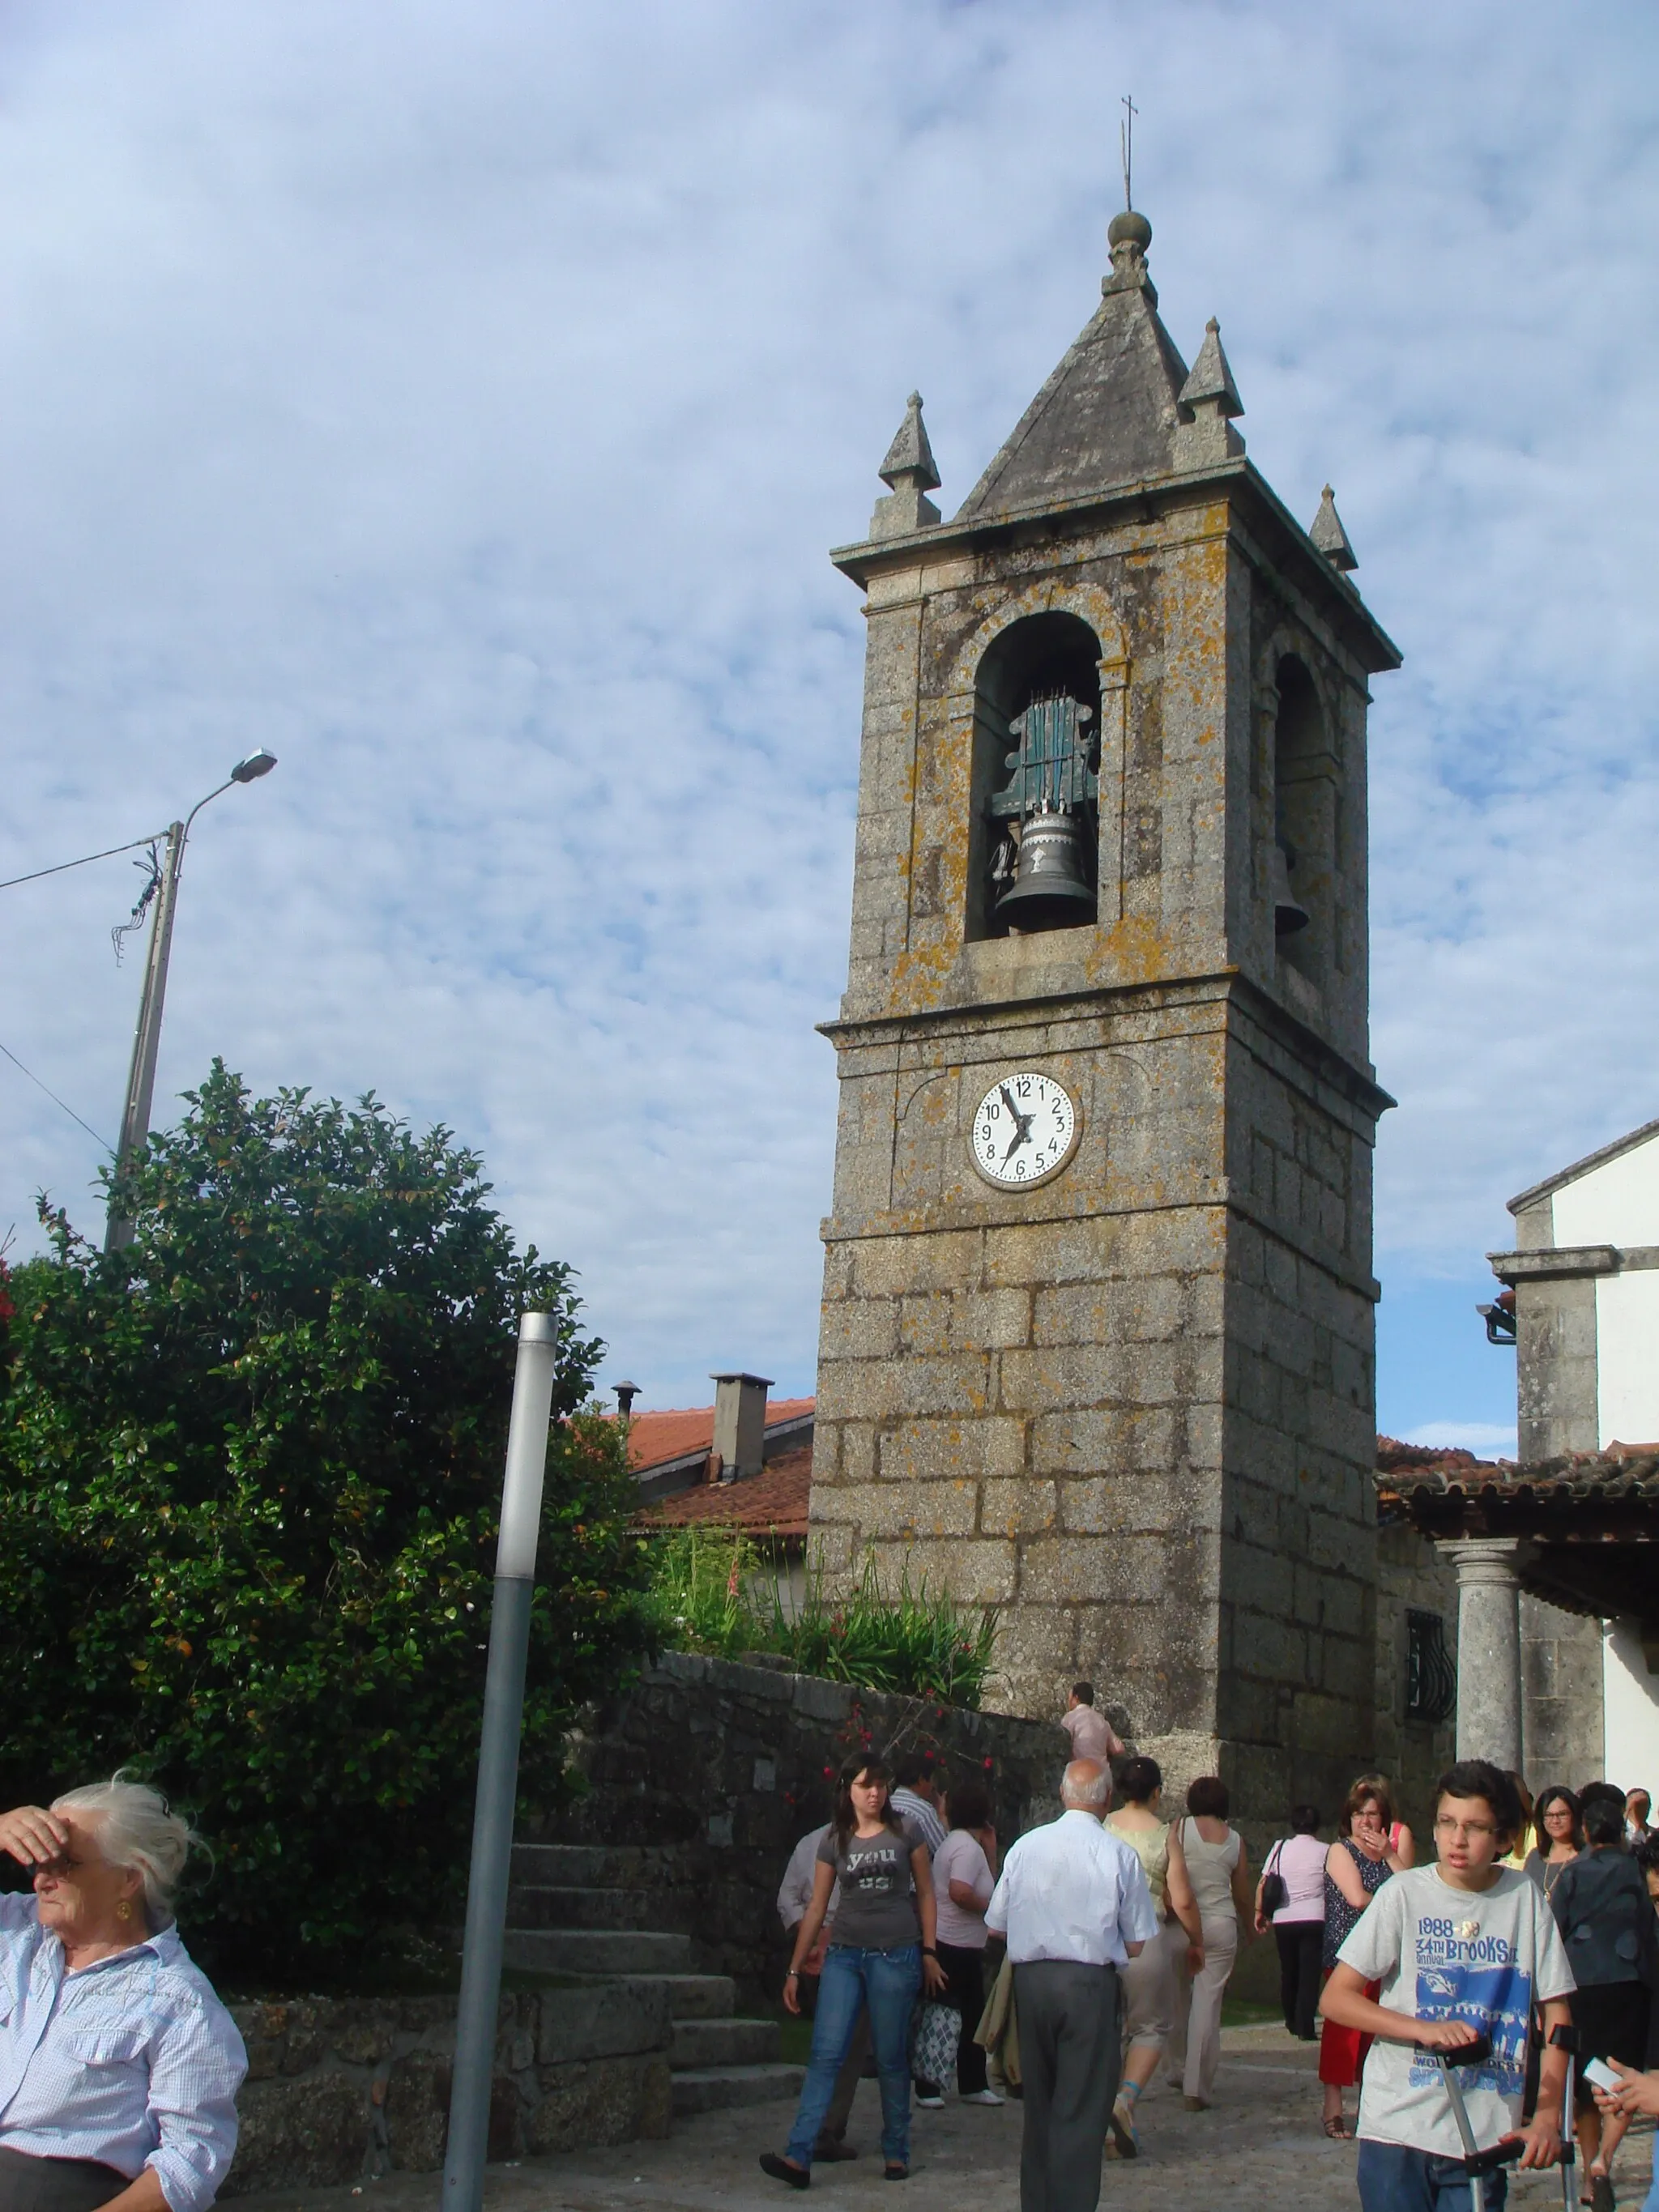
[1433,1818,1498,1839]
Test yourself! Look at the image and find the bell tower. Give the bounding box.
[808,208,1400,1815]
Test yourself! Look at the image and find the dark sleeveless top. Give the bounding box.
[1322,1837,1392,1969]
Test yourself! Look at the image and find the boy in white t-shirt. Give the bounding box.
[1320,1758,1574,2212]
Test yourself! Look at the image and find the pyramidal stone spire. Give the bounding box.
[1175,317,1244,467]
[1310,484,1358,571]
[870,391,941,540]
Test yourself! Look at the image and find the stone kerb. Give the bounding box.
[224,1984,672,2196]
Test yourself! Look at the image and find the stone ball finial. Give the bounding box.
[1107,209,1152,253]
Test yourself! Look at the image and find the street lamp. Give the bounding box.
[104,751,279,1251]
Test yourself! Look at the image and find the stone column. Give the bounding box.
[1437,1540,1525,1770]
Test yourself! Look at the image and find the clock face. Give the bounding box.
[968,1071,1079,1190]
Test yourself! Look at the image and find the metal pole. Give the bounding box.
[105,820,185,1251]
[441,1312,562,2212]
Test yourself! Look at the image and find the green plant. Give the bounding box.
[644,1528,999,1707]
[0,1062,655,1980]
[645,1526,766,1658]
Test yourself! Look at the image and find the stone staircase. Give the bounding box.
[504,1843,804,2116]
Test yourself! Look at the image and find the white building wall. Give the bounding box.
[1603,1618,1659,1799]
[1551,1129,1659,1246]
[1545,1131,1659,1783]
[1597,1271,1659,1448]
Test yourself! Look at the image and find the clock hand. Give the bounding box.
[997,1085,1035,1162]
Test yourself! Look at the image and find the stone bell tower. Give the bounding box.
[806,208,1401,1816]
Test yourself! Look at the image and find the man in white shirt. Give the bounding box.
[985,1760,1156,2212]
[890,1755,948,1857]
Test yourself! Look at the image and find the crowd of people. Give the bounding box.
[2,1720,1658,2212]
[766,1698,1659,2212]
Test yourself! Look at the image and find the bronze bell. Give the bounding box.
[996,811,1096,931]
[1272,837,1309,936]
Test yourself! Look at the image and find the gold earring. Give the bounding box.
[116,1900,131,1922]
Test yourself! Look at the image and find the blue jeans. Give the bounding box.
[784,1942,922,2168]
[1357,2142,1508,2212]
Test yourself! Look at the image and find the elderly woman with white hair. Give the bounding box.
[0,1778,246,2212]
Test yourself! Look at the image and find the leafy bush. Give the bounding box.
[0,1063,655,1982]
[647,1528,999,1707]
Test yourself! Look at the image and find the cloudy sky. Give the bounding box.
[2,0,1655,1454]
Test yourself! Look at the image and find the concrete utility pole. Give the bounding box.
[442,1312,562,2212]
[104,750,277,1250]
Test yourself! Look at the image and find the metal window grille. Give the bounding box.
[1405,1609,1456,1724]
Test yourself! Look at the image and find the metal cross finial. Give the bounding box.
[1120,94,1138,211]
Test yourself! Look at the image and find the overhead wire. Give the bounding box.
[0,1038,113,1153]
[0,831,164,893]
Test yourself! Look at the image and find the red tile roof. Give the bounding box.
[623,1396,815,1474]
[641,1441,813,1540]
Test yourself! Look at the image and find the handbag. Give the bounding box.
[909,1998,961,2089]
[1260,1839,1288,1920]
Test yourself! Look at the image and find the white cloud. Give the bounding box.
[1398,1421,1519,1465]
[1,0,1656,1411]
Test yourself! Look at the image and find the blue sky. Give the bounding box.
[2,0,1656,1455]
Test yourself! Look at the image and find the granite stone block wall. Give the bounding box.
[1373,1525,1460,1835]
[808,453,1395,1837]
[539,1650,1070,2005]
[224,1985,672,2196]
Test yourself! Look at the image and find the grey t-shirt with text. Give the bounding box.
[817,1818,927,1951]
[1339,1864,1574,2159]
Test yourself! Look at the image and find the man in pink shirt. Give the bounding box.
[1060,1684,1124,1767]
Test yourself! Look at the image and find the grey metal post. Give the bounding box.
[441,1312,562,2212]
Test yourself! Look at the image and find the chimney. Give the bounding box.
[710,1371,773,1483]
[613,1379,640,1417]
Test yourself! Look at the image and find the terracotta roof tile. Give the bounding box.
[622,1396,814,1474]
[640,1443,813,1540]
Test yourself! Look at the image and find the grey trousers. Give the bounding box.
[1013,1960,1121,2212]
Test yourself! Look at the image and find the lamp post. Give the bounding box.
[442,1313,561,2212]
[104,749,278,1251]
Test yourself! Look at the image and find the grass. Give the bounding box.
[646,1530,1000,1707]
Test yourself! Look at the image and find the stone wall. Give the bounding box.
[539,1649,1072,2005]
[1373,1525,1459,1836]
[224,1984,671,2197]
[1521,1592,1605,1790]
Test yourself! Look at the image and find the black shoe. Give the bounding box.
[814,2141,858,2162]
[760,2154,811,2190]
[884,2166,909,2183]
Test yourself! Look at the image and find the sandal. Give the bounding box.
[1323,2116,1352,2139]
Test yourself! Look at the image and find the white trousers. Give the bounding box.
[1179,1912,1239,2103]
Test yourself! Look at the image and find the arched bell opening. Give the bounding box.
[1272,652,1333,978]
[966,612,1103,941]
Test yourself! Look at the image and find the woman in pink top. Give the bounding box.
[1060,1681,1124,1766]
[1252,1803,1327,2040]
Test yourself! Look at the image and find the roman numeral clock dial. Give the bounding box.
[968,1072,1079,1191]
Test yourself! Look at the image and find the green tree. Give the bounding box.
[0,1062,651,1983]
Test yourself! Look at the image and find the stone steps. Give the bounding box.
[659,1974,736,2019]
[506,1843,800,2119]
[671,2015,782,2068]
[508,1884,655,1931]
[672,2062,807,2116]
[511,1843,616,1887]
[499,1927,693,1975]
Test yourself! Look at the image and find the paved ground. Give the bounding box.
[234,2026,1657,2212]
